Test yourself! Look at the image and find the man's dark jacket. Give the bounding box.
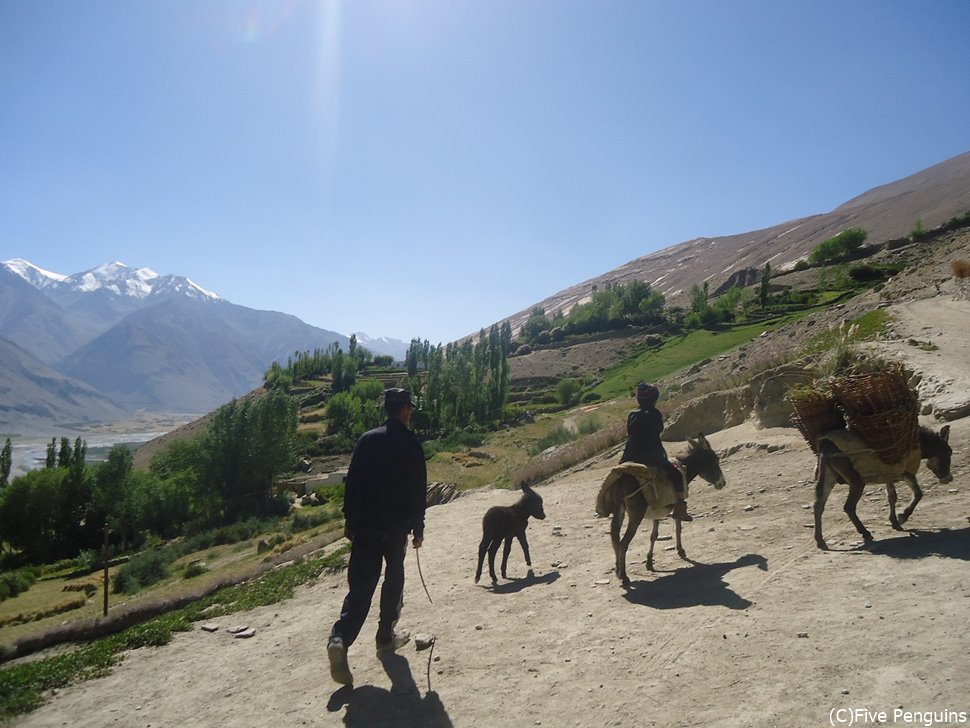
[343,418,427,539]
[619,405,668,466]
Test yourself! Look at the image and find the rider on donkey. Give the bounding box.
[620,382,693,521]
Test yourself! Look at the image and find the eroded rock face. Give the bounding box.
[662,387,756,441]
[661,364,817,439]
[751,365,816,429]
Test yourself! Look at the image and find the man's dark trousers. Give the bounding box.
[331,529,407,647]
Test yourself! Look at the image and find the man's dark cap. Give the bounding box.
[635,382,660,401]
[384,388,416,408]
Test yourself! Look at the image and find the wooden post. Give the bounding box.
[102,521,109,617]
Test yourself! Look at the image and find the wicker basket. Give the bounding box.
[830,365,918,464]
[787,391,845,455]
[842,406,919,464]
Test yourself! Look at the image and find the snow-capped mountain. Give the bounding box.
[353,332,409,361]
[2,259,222,302]
[2,258,68,290]
[0,259,366,420]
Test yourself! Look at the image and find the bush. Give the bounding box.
[555,378,582,406]
[848,263,904,284]
[808,227,868,264]
[576,417,601,436]
[0,566,41,603]
[315,483,345,507]
[289,507,339,533]
[113,549,171,594]
[847,264,886,282]
[182,561,208,579]
[528,425,577,456]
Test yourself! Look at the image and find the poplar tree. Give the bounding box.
[0,438,11,486]
[58,437,72,468]
[760,262,772,309]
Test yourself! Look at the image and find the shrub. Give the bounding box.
[0,566,41,603]
[182,561,208,579]
[289,507,339,533]
[555,378,582,406]
[315,483,345,507]
[793,260,810,271]
[527,425,577,456]
[112,550,171,594]
[808,227,868,264]
[576,417,601,436]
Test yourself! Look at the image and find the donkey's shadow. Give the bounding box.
[867,526,970,560]
[622,553,767,610]
[488,569,561,594]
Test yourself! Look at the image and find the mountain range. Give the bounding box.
[0,261,409,432]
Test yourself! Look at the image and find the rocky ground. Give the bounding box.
[10,232,970,728]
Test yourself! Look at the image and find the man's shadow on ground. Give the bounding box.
[327,653,453,728]
[622,553,768,610]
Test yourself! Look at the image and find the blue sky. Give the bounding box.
[2,1,968,345]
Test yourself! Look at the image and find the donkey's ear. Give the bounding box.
[696,432,709,446]
[940,425,950,443]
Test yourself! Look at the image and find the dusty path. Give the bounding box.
[865,298,970,420]
[12,416,970,728]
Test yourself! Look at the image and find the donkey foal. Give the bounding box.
[475,484,546,584]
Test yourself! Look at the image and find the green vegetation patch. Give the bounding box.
[593,319,790,400]
[0,546,349,721]
[802,308,891,356]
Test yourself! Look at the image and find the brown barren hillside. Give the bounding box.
[493,150,970,337]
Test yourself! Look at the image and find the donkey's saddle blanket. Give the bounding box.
[602,463,688,520]
[817,429,920,481]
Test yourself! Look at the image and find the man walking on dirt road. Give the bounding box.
[327,388,427,686]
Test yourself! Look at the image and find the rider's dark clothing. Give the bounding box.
[619,404,684,494]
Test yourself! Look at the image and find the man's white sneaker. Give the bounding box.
[375,630,411,655]
[328,637,353,685]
